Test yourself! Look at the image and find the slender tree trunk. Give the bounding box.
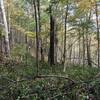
[69,44,72,64]
[63,5,68,64]
[54,23,58,64]
[73,44,76,65]
[83,29,85,66]
[37,0,44,62]
[95,2,100,68]
[49,5,55,65]
[25,34,28,66]
[0,37,2,53]
[40,38,44,61]
[1,0,10,56]
[63,5,68,72]
[33,0,39,75]
[69,35,72,64]
[78,29,81,65]
[86,29,92,66]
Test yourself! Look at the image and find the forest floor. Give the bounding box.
[0,54,100,100]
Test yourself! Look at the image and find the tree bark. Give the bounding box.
[37,0,44,62]
[82,29,85,66]
[95,2,100,68]
[0,0,10,56]
[86,30,92,66]
[78,29,81,65]
[49,5,55,65]
[33,0,39,75]
[63,5,68,72]
[63,5,68,65]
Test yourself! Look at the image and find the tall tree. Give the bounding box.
[33,0,39,75]
[63,5,68,64]
[0,0,10,56]
[37,0,44,61]
[63,4,69,72]
[95,1,100,67]
[49,4,55,65]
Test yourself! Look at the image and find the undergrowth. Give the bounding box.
[0,52,100,100]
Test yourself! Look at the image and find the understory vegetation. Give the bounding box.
[0,49,100,100]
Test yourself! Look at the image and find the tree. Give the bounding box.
[63,4,69,71]
[33,0,39,75]
[49,4,55,65]
[0,0,10,56]
[95,1,100,67]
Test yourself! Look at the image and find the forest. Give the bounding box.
[0,0,100,100]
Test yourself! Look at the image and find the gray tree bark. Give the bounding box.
[0,0,10,56]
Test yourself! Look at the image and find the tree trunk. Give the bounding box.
[0,0,10,56]
[83,29,85,66]
[63,5,68,72]
[95,2,100,68]
[78,29,81,65]
[86,30,92,66]
[40,38,44,61]
[33,0,39,75]
[37,0,44,62]
[54,23,58,64]
[63,5,68,64]
[0,37,3,53]
[49,5,55,65]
